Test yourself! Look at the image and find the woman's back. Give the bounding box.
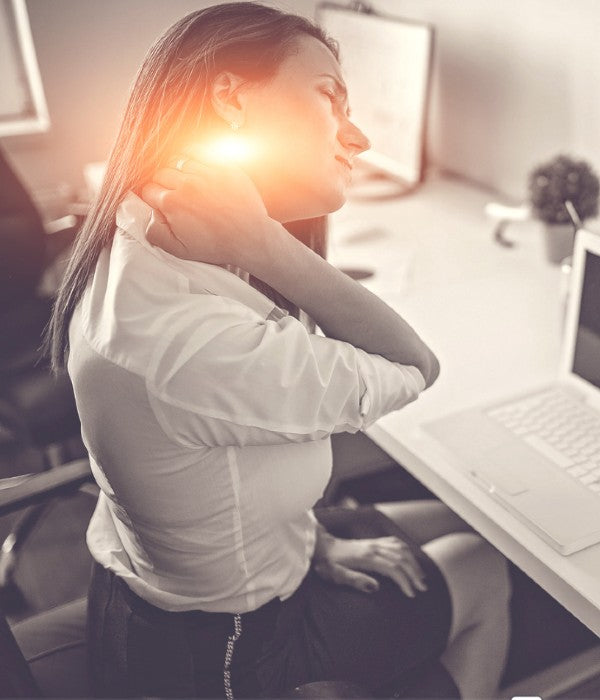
[68,194,332,613]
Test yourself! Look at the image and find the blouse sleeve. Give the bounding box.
[145,294,425,448]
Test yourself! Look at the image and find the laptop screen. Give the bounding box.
[572,250,600,388]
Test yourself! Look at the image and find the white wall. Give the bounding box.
[369,0,600,199]
[4,0,600,202]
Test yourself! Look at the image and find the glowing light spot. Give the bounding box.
[194,135,257,165]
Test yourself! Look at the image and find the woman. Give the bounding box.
[48,3,511,698]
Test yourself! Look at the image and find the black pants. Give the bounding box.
[87,506,454,698]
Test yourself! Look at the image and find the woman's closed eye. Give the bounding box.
[320,88,350,118]
[320,88,337,105]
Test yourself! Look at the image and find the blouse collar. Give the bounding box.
[115,192,279,318]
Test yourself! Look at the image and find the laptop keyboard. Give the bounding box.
[487,390,600,493]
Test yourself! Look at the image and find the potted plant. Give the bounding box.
[528,154,599,263]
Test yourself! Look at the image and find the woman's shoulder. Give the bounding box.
[73,241,276,378]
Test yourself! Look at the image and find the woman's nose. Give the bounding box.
[339,120,371,157]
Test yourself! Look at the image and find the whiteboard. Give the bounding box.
[0,0,49,136]
[317,3,433,185]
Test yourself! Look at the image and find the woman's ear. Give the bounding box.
[211,71,247,129]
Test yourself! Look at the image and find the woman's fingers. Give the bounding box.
[145,208,174,249]
[152,161,214,189]
[151,168,186,190]
[380,562,416,598]
[314,560,380,594]
[343,538,428,598]
[140,181,169,211]
[376,554,426,597]
[377,544,428,593]
[370,537,427,588]
[144,157,215,196]
[333,563,380,594]
[168,156,213,175]
[140,185,191,258]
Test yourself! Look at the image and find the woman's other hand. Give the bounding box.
[140,158,279,269]
[312,525,428,598]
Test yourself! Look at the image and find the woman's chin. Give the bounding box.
[297,196,346,220]
[303,185,348,218]
[321,188,347,215]
[264,183,348,222]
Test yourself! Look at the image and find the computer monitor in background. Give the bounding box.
[0,0,49,137]
[316,2,434,199]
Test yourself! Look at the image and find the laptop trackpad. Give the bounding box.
[472,445,531,496]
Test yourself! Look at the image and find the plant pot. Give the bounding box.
[542,222,576,264]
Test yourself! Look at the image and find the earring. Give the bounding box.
[230,120,240,131]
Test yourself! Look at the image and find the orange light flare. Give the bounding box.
[188,134,260,166]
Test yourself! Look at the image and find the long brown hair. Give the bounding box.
[47,2,337,370]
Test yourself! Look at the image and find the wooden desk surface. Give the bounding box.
[328,174,600,637]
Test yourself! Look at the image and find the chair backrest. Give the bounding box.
[9,597,89,698]
[0,462,94,697]
[0,147,46,309]
[0,612,41,697]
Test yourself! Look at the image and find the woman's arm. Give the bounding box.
[250,219,439,387]
[142,164,439,387]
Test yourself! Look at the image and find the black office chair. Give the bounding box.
[0,460,93,697]
[0,147,84,601]
[0,146,81,465]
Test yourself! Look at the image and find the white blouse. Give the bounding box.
[68,192,425,613]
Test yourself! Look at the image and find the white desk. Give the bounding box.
[328,174,600,637]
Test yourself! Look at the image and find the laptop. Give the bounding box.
[423,227,600,555]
